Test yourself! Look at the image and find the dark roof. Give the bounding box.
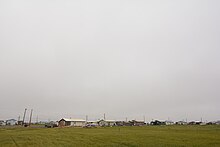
[6,119,17,121]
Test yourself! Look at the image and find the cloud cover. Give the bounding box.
[0,0,220,121]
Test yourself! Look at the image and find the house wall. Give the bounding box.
[73,121,85,127]
[58,120,66,127]
[59,120,85,127]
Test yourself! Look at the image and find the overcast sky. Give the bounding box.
[0,0,220,122]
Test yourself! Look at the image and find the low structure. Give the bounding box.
[187,121,202,125]
[17,120,23,125]
[129,120,146,126]
[86,121,98,127]
[165,120,174,125]
[150,120,165,125]
[176,121,187,125]
[214,121,220,125]
[206,122,214,125]
[195,121,202,125]
[188,121,202,125]
[115,121,133,126]
[0,120,6,126]
[116,121,125,126]
[97,119,116,127]
[45,121,58,128]
[58,118,86,127]
[6,119,17,125]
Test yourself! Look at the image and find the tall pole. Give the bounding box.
[86,115,88,122]
[29,109,33,126]
[104,113,106,120]
[36,115,38,124]
[22,108,27,125]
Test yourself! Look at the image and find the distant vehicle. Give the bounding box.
[45,121,58,128]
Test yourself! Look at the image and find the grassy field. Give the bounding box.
[0,125,220,147]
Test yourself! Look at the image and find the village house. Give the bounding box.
[58,118,86,127]
[0,120,6,126]
[165,120,174,125]
[215,120,220,125]
[97,119,116,127]
[188,121,195,125]
[115,121,124,126]
[6,119,17,125]
[115,121,132,126]
[122,121,133,126]
[129,120,146,126]
[150,120,165,125]
[176,121,187,125]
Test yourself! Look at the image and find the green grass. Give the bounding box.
[0,125,220,147]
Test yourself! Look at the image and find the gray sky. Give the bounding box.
[0,0,220,122]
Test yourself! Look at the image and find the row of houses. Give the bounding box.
[57,119,220,127]
[1,118,220,127]
[150,120,220,125]
[58,118,146,127]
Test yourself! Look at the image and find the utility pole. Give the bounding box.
[104,113,106,120]
[36,115,38,124]
[86,115,88,123]
[22,108,27,125]
[29,109,33,126]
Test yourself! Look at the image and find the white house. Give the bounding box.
[58,118,86,127]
